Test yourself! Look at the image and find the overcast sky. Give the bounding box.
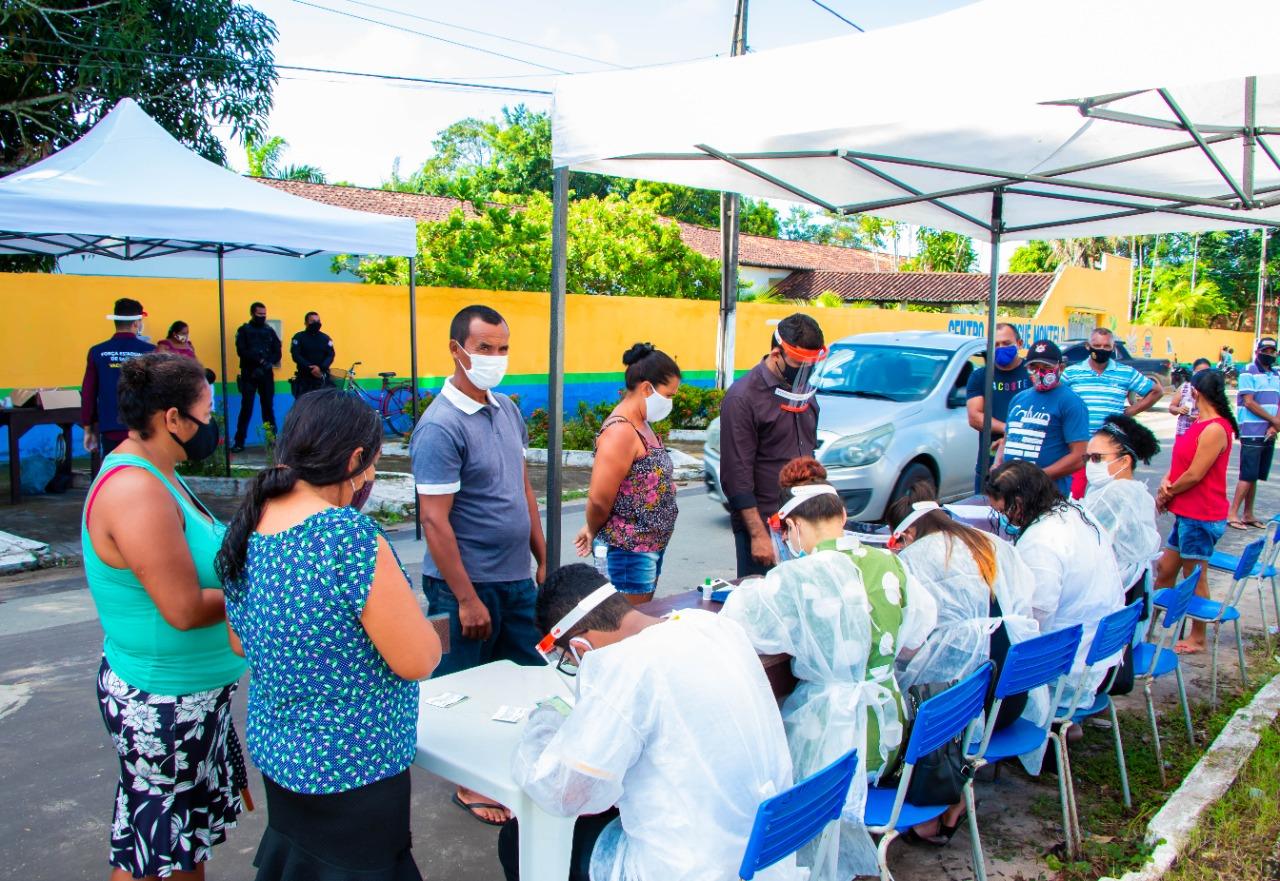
[227,0,1009,265]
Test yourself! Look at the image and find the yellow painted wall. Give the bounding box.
[0,268,1254,395]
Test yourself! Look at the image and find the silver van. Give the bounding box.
[704,331,987,522]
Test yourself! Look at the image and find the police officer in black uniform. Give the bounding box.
[232,301,282,452]
[290,311,335,398]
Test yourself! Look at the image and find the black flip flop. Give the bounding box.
[451,791,509,827]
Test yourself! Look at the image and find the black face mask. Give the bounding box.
[307,321,322,332]
[171,413,220,463]
[1089,347,1113,364]
[251,315,266,327]
[1259,353,1277,369]
[777,353,802,385]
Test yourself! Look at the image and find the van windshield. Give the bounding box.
[812,344,953,403]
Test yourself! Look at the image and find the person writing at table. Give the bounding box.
[985,460,1125,697]
[502,563,800,881]
[574,343,681,604]
[721,457,935,880]
[219,389,441,880]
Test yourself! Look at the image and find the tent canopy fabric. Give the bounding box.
[0,99,416,259]
[553,0,1280,241]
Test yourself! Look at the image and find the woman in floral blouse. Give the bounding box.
[574,343,682,604]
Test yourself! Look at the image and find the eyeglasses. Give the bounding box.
[1083,452,1119,464]
[554,650,579,678]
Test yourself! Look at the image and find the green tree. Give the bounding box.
[348,192,721,299]
[1140,267,1228,328]
[1008,240,1060,273]
[903,228,977,272]
[245,134,326,183]
[0,0,278,173]
[740,198,780,237]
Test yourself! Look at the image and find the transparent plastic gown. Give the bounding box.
[511,609,802,881]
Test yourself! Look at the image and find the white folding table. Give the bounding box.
[413,660,577,881]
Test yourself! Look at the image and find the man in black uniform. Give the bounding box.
[232,301,282,452]
[290,311,335,398]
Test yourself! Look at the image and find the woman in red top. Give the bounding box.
[155,320,197,359]
[1155,369,1238,652]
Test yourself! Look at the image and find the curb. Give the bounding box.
[1103,671,1280,881]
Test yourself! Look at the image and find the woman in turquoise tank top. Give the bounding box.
[82,353,245,881]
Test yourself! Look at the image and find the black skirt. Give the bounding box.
[253,771,423,881]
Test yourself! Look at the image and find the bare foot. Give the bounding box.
[453,786,512,825]
[1175,639,1205,654]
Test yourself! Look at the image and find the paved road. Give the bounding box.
[3,410,1279,881]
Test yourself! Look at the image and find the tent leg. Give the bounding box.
[977,191,1004,483]
[546,167,569,571]
[217,248,231,477]
[409,256,421,542]
[716,192,740,390]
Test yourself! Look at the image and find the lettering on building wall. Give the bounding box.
[947,320,1066,342]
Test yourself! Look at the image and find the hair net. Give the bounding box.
[1017,505,1126,697]
[898,533,1050,772]
[511,609,801,881]
[722,550,904,880]
[1081,478,1161,589]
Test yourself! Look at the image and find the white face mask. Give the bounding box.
[644,386,673,424]
[1085,458,1117,488]
[459,351,508,390]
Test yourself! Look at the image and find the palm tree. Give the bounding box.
[245,135,327,183]
[1140,276,1228,328]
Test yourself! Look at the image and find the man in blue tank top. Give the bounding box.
[80,298,155,463]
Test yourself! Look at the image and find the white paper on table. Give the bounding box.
[946,504,993,520]
[492,705,530,724]
[424,691,468,708]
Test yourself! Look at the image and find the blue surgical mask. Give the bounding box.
[994,345,1019,368]
[991,510,1021,538]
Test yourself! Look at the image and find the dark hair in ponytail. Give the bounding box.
[1191,368,1240,439]
[622,342,681,391]
[216,388,383,583]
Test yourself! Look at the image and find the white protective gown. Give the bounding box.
[898,532,1049,769]
[1082,478,1162,589]
[721,549,908,881]
[1016,504,1126,696]
[511,609,800,881]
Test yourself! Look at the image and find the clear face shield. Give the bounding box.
[768,484,841,561]
[773,330,827,413]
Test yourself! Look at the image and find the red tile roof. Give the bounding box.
[253,177,898,273]
[772,270,1055,304]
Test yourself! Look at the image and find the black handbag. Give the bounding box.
[880,682,972,806]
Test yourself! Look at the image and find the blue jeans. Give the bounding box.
[1165,515,1227,562]
[422,576,544,677]
[605,546,665,595]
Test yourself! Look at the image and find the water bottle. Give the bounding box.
[592,538,609,578]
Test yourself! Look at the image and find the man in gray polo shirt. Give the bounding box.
[412,304,547,823]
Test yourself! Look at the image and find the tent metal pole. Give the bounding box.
[977,190,1004,484]
[217,247,231,477]
[717,192,740,390]
[409,256,421,542]
[546,166,569,570]
[1257,229,1268,339]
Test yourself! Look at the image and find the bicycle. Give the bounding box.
[332,361,417,436]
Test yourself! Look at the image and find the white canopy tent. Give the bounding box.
[543,0,1280,566]
[0,99,418,474]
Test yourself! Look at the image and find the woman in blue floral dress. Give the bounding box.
[574,343,682,603]
[218,389,442,880]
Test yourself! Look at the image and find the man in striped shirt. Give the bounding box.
[1062,327,1164,497]
[1229,337,1280,529]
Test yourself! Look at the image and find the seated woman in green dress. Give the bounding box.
[722,457,937,881]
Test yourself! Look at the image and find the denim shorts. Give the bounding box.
[1166,515,1227,561]
[605,546,665,595]
[1240,436,1276,482]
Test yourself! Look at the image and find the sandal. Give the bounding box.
[1248,519,1267,528]
[451,791,509,827]
[1229,520,1250,530]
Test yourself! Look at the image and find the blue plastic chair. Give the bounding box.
[1159,539,1264,707]
[865,662,993,881]
[1138,567,1200,786]
[738,748,859,881]
[970,625,1083,858]
[1207,519,1280,640]
[1055,601,1146,852]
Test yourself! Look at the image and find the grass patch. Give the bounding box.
[1165,717,1280,881]
[1045,639,1280,881]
